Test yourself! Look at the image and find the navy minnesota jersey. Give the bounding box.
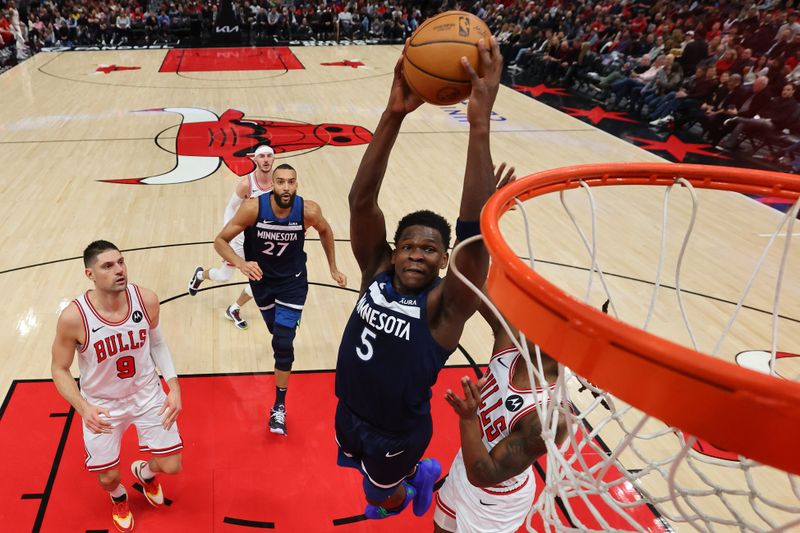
[335,271,453,434]
[243,192,306,281]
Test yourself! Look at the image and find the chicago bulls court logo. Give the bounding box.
[680,350,799,462]
[104,107,373,185]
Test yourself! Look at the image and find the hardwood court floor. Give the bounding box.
[0,44,664,393]
[1,45,798,531]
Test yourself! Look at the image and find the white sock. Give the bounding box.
[229,303,240,311]
[140,462,155,480]
[110,484,127,499]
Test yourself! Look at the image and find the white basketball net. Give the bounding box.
[451,176,800,532]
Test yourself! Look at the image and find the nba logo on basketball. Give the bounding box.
[458,16,470,37]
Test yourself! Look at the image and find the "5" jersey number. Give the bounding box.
[356,327,377,361]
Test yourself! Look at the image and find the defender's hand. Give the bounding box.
[445,376,488,420]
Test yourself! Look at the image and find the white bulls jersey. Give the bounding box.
[246,171,272,202]
[73,284,158,400]
[477,346,547,490]
[230,172,272,251]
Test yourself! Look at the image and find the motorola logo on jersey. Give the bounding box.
[132,310,143,323]
[505,394,524,412]
[103,108,373,185]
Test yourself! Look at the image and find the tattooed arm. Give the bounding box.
[445,376,557,487]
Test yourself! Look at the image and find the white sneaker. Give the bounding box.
[224,304,248,330]
[649,115,673,127]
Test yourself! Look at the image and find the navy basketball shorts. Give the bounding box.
[335,401,433,489]
[249,275,308,329]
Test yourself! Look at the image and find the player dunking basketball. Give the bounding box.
[434,296,567,533]
[51,241,183,533]
[214,163,346,435]
[334,37,503,520]
[187,145,275,330]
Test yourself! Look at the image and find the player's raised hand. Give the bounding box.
[238,260,263,281]
[445,376,487,420]
[462,36,503,125]
[331,268,347,288]
[387,50,424,116]
[82,404,112,434]
[494,162,517,189]
[159,387,182,430]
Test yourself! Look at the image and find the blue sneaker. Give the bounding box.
[408,458,442,516]
[364,483,415,520]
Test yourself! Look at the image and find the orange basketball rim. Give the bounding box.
[481,162,800,476]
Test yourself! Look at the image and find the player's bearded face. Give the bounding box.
[391,226,447,293]
[273,170,298,209]
[276,191,296,209]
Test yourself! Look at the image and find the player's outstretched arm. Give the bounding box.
[434,37,504,350]
[51,303,111,434]
[349,53,422,288]
[140,287,182,430]
[446,376,556,487]
[305,200,347,287]
[214,198,262,281]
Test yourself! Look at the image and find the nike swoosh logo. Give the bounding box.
[385,450,404,458]
[497,358,508,368]
[479,500,497,506]
[295,272,302,277]
[91,326,105,333]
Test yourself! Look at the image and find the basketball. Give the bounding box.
[402,11,492,106]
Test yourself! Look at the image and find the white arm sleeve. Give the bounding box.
[224,190,245,224]
[149,324,178,381]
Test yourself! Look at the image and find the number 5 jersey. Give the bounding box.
[335,271,452,434]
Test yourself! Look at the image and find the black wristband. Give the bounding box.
[455,219,481,241]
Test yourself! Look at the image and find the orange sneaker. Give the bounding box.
[131,460,164,507]
[110,495,134,532]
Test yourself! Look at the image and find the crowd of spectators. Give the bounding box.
[3,0,800,170]
[0,0,432,63]
[493,0,800,169]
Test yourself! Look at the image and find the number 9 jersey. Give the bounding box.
[335,271,453,434]
[73,284,159,400]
